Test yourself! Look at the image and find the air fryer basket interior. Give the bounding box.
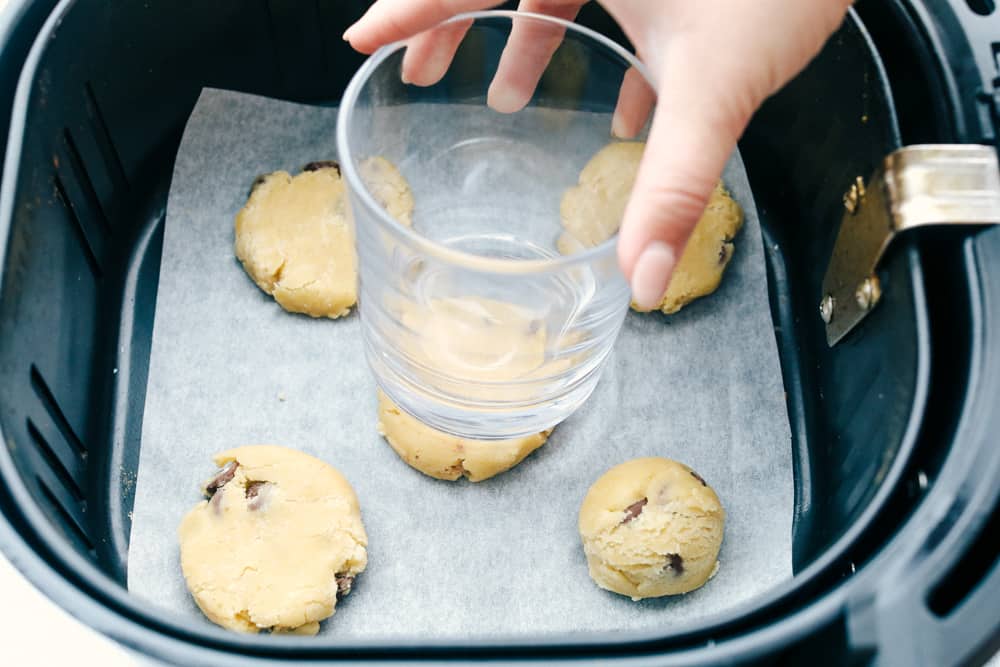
[0,0,928,653]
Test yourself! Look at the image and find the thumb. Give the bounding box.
[618,42,754,310]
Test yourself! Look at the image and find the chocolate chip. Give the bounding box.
[621,497,648,524]
[335,574,355,599]
[205,461,238,497]
[718,244,731,264]
[664,553,685,575]
[690,470,708,487]
[245,481,270,511]
[302,160,340,174]
[248,173,271,198]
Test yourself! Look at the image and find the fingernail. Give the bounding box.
[630,242,675,310]
[487,83,526,114]
[400,69,411,85]
[409,52,449,87]
[342,26,355,42]
[611,111,629,139]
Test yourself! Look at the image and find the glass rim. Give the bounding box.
[335,9,652,276]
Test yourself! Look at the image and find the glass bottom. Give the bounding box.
[365,335,610,440]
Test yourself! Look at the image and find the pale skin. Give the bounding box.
[344,0,853,309]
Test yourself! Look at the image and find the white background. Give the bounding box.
[0,552,136,664]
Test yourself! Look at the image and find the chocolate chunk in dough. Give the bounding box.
[301,160,341,174]
[664,553,685,575]
[179,446,368,634]
[204,461,238,497]
[621,498,648,524]
[579,457,725,600]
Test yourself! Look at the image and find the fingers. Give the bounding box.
[344,0,502,54]
[486,0,585,113]
[401,19,473,86]
[348,0,581,94]
[611,66,655,139]
[617,40,755,309]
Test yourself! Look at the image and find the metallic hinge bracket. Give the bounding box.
[821,144,1000,346]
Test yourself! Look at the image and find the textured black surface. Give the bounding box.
[0,0,917,590]
[0,0,59,171]
[740,12,925,572]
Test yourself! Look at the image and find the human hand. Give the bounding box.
[344,0,852,309]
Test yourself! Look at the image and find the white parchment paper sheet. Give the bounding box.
[127,89,793,639]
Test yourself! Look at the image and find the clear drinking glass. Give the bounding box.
[337,10,653,439]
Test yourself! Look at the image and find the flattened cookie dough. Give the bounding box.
[234,158,414,318]
[178,445,368,635]
[557,141,645,255]
[634,182,744,314]
[235,163,354,318]
[578,457,724,600]
[558,141,744,314]
[376,391,550,482]
[359,156,415,228]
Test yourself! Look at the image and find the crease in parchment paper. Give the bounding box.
[126,88,793,639]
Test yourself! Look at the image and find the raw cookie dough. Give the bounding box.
[386,295,580,403]
[178,445,368,635]
[376,391,551,481]
[235,162,354,318]
[234,158,413,318]
[359,156,416,227]
[578,457,725,600]
[634,182,744,314]
[557,141,744,314]
[557,141,645,254]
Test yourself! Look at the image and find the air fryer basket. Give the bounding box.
[1,0,999,664]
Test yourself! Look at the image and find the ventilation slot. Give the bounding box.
[53,175,103,280]
[30,365,88,457]
[84,81,129,189]
[991,42,1000,89]
[27,419,84,501]
[35,477,93,554]
[928,497,1000,616]
[62,129,112,235]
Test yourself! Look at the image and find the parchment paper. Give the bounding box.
[127,88,793,639]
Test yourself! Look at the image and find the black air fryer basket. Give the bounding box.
[2,1,1000,664]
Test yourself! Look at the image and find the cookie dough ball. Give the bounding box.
[359,156,415,227]
[376,391,550,482]
[578,457,724,600]
[178,445,368,635]
[634,182,744,314]
[557,141,645,254]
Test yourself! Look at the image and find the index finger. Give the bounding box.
[487,0,584,113]
[344,0,503,54]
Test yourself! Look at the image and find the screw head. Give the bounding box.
[854,175,866,199]
[843,177,866,215]
[820,294,835,323]
[855,276,882,310]
[843,188,859,214]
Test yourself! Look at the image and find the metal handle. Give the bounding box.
[821,144,1000,345]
